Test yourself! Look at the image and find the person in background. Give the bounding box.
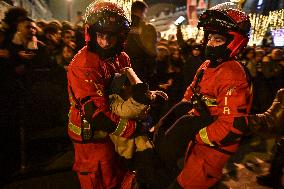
[61,21,74,32]
[176,24,193,56]
[176,21,204,91]
[239,46,256,77]
[253,48,265,70]
[251,55,274,113]
[265,48,284,94]
[42,22,62,62]
[156,45,171,86]
[35,20,48,42]
[10,16,52,85]
[62,29,76,45]
[0,25,11,75]
[125,1,157,87]
[162,46,184,110]
[0,7,28,43]
[0,15,20,183]
[56,41,76,69]
[74,24,86,52]
[74,11,84,28]
[182,42,204,92]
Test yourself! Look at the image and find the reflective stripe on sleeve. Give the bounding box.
[112,118,128,136]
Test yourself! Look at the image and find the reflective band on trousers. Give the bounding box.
[199,127,214,146]
[68,121,108,139]
[68,121,81,135]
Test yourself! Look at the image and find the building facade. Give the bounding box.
[0,0,52,20]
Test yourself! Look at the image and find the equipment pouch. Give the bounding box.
[81,116,93,143]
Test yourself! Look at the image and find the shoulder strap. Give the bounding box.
[192,69,205,93]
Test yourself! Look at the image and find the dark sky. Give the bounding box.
[145,0,186,6]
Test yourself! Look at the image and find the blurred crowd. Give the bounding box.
[153,28,284,118]
[0,5,284,186]
[238,46,284,113]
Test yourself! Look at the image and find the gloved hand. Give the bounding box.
[249,88,284,133]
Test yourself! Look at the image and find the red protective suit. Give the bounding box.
[177,60,252,188]
[67,46,137,189]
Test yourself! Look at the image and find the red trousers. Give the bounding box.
[73,138,125,189]
[78,172,106,189]
[177,143,237,189]
[77,169,137,189]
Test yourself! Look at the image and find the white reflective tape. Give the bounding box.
[223,107,230,114]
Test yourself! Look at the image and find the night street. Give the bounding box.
[0,0,284,189]
[2,135,282,189]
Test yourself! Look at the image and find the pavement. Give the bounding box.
[1,133,282,189]
[220,161,271,189]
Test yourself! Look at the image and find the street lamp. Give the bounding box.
[66,0,72,21]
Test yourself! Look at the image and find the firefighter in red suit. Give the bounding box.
[165,3,253,189]
[67,1,137,188]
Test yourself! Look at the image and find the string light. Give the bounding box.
[248,9,284,46]
[158,4,284,46]
[160,25,204,42]
[269,9,284,30]
[248,13,270,46]
[181,25,204,43]
[160,24,176,40]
